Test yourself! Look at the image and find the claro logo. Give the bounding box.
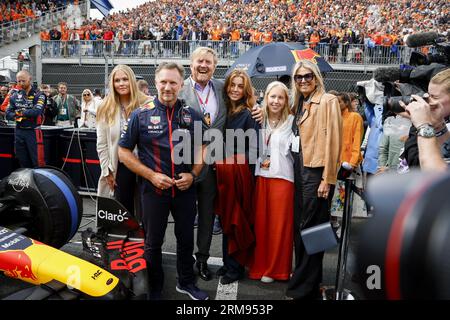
[97,209,129,222]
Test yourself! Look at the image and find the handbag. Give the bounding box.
[301,222,338,255]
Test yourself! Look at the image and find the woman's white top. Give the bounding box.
[255,114,295,183]
[80,98,100,128]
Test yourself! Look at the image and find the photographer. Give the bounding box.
[401,68,450,171]
[39,84,58,126]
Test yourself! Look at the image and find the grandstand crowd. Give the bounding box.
[37,0,448,48]
[0,0,73,25]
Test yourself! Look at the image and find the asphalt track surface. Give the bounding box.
[0,195,366,301]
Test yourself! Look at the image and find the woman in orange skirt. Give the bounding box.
[249,81,295,283]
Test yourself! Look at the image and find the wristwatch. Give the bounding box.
[189,171,198,184]
[416,123,435,138]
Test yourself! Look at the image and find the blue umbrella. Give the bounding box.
[226,42,333,77]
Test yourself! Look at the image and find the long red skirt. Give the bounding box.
[248,177,294,281]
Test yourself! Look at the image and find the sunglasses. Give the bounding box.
[83,93,91,96]
[294,73,315,83]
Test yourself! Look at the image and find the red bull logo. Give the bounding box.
[107,240,146,274]
[0,227,38,281]
[0,250,37,281]
[291,49,321,64]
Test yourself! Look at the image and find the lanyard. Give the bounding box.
[264,120,280,156]
[166,105,176,197]
[293,96,304,136]
[265,130,273,147]
[265,121,279,146]
[192,80,211,115]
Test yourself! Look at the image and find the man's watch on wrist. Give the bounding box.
[434,123,449,137]
[416,123,436,138]
[189,171,198,183]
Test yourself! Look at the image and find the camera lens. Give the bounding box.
[383,96,411,114]
[356,171,450,299]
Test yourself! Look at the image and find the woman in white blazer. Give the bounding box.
[80,89,99,128]
[96,64,150,215]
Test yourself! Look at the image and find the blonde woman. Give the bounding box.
[249,81,295,283]
[79,89,99,128]
[287,60,342,300]
[96,64,150,215]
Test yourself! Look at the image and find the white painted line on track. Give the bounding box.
[162,252,224,266]
[163,252,237,300]
[215,278,238,300]
[68,243,224,267]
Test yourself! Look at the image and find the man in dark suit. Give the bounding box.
[179,47,226,281]
[179,47,262,281]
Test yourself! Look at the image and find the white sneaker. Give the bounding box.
[261,276,274,283]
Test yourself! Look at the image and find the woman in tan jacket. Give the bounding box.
[96,64,150,215]
[286,60,342,300]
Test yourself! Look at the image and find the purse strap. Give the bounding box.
[292,96,314,230]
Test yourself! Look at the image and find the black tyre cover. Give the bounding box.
[31,168,83,248]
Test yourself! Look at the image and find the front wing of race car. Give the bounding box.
[0,226,128,299]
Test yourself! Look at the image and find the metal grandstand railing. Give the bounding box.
[41,39,415,65]
[0,1,88,48]
[42,63,374,101]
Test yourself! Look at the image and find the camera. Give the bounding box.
[375,63,446,117]
[373,31,449,117]
[409,40,450,67]
[356,171,450,299]
[383,93,430,114]
[406,31,450,67]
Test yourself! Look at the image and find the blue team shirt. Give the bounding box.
[6,87,46,129]
[119,98,206,194]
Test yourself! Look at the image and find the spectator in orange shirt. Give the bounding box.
[61,28,69,57]
[252,30,262,46]
[262,29,273,44]
[40,29,50,56]
[309,30,320,50]
[381,33,393,61]
[230,27,241,57]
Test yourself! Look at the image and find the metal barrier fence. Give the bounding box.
[0,1,88,48]
[42,63,373,99]
[41,39,415,66]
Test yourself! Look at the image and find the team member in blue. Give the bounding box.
[6,70,46,168]
[118,62,209,300]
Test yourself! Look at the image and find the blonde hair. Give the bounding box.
[262,81,291,126]
[191,47,218,66]
[223,69,256,116]
[81,88,93,101]
[97,65,149,125]
[430,68,450,95]
[290,60,325,113]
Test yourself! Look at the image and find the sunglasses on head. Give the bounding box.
[294,73,315,83]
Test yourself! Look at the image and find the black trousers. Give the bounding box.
[115,162,136,215]
[195,166,217,263]
[222,233,244,278]
[286,155,334,299]
[141,188,197,292]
